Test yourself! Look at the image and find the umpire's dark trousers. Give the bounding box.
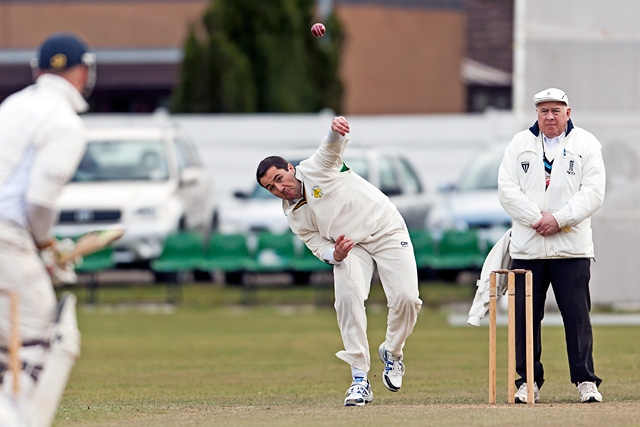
[511,258,602,388]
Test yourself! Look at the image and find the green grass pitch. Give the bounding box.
[53,283,640,426]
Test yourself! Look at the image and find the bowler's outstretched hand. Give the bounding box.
[331,116,350,136]
[334,234,354,262]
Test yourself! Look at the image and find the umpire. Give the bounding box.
[498,88,605,403]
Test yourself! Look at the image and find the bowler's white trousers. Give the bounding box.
[333,212,422,372]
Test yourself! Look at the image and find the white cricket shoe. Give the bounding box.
[577,381,602,403]
[514,382,540,403]
[344,378,373,407]
[378,343,404,392]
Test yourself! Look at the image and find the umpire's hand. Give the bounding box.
[532,212,561,236]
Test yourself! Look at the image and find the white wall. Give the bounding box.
[514,0,640,124]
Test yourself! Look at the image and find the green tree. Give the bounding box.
[172,0,344,113]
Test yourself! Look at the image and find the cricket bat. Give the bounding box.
[57,228,125,264]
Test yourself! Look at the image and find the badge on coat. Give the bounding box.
[312,186,323,198]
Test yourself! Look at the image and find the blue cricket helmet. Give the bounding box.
[31,32,97,96]
[35,33,93,71]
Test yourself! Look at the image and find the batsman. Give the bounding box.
[0,33,96,426]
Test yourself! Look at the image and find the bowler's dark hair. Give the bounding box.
[256,156,289,186]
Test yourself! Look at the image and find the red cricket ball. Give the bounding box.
[311,23,326,38]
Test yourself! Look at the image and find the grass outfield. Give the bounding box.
[54,282,640,427]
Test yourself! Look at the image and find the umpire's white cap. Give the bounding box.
[533,88,569,107]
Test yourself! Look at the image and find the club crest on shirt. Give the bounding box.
[312,186,323,198]
[521,161,530,173]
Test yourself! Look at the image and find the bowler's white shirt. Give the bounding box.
[284,131,397,262]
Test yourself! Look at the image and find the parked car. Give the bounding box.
[52,120,217,267]
[426,143,512,248]
[220,147,434,235]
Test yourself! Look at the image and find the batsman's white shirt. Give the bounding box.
[0,74,87,346]
[0,74,88,227]
[284,132,422,372]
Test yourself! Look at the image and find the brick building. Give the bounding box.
[463,0,513,112]
[0,0,513,114]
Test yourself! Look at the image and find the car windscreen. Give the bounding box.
[456,150,502,191]
[72,139,169,182]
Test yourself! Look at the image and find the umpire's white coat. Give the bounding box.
[498,120,606,260]
[284,131,422,372]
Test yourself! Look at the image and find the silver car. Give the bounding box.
[53,121,217,266]
[426,143,512,246]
